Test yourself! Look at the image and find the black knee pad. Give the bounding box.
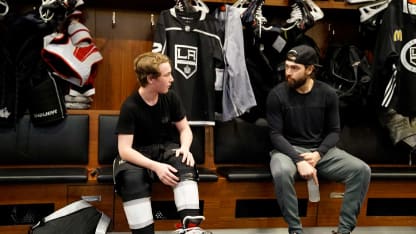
[115,169,152,201]
[168,154,199,182]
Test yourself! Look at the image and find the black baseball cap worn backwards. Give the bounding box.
[286,45,322,67]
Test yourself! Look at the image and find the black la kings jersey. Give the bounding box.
[372,0,416,116]
[152,8,224,124]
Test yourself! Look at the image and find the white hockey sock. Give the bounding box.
[174,180,199,211]
[123,197,153,230]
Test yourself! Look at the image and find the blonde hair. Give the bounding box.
[133,52,170,87]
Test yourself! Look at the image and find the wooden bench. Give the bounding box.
[1,111,415,233]
[212,117,416,228]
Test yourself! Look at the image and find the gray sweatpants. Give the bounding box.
[270,146,371,234]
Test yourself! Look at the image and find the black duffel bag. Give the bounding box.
[29,200,110,234]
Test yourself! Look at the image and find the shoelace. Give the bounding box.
[255,1,267,25]
[39,0,58,22]
[254,0,273,37]
[175,1,185,12]
[286,2,303,24]
[38,0,81,22]
[281,2,303,31]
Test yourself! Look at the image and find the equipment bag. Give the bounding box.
[29,200,111,234]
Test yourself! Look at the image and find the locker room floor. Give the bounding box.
[109,226,416,234]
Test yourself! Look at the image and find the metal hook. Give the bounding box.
[328,23,335,36]
[112,11,116,28]
[150,13,155,27]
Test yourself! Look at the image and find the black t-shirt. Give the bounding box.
[116,90,186,148]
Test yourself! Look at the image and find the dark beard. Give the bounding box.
[287,76,307,89]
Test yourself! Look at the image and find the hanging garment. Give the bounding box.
[152,8,224,124]
[0,11,55,127]
[213,5,257,122]
[29,72,66,126]
[42,20,103,88]
[372,0,416,116]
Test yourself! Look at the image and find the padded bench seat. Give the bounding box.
[214,118,416,182]
[371,167,416,179]
[0,168,87,183]
[0,115,89,184]
[217,166,416,182]
[217,166,272,181]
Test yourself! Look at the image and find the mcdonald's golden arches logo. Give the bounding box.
[393,29,403,42]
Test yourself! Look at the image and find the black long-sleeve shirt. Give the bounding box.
[266,80,340,163]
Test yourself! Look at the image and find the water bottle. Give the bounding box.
[307,178,320,202]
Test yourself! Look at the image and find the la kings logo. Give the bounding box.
[401,39,416,73]
[174,45,197,79]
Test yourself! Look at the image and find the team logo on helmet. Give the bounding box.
[401,39,416,73]
[175,45,198,79]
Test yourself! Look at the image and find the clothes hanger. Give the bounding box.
[0,0,9,17]
[175,0,196,13]
[232,0,249,15]
[359,0,391,23]
[192,0,209,13]
[241,0,261,25]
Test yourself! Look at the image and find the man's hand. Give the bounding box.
[299,151,321,167]
[296,160,317,180]
[154,162,179,187]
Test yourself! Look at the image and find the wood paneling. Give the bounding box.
[82,5,361,110]
[86,8,155,110]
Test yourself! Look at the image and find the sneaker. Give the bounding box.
[332,231,351,234]
[284,0,315,31]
